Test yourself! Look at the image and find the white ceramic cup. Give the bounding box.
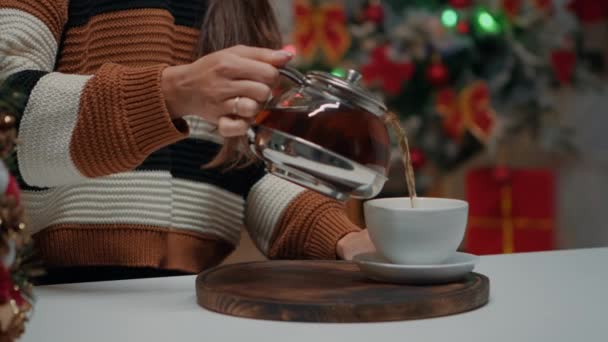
[364,197,469,265]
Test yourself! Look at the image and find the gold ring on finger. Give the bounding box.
[233,96,241,116]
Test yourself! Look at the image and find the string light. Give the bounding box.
[331,68,347,78]
[441,8,459,28]
[475,9,501,35]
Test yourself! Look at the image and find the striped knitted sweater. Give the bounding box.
[0,0,360,273]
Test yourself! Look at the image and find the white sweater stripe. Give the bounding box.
[23,172,172,234]
[171,178,243,244]
[0,8,58,81]
[245,175,306,253]
[17,72,91,187]
[23,172,244,244]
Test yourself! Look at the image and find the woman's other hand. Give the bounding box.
[336,229,376,260]
[161,45,293,137]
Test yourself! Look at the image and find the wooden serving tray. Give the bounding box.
[196,260,489,323]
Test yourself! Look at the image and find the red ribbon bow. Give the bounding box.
[294,0,352,66]
[436,81,496,143]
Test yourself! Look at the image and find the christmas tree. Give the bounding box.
[0,68,42,341]
[286,0,607,195]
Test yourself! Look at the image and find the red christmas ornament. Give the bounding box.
[551,49,577,84]
[363,1,384,23]
[533,0,554,11]
[567,0,608,23]
[427,60,450,87]
[9,286,25,307]
[5,174,20,205]
[0,264,27,308]
[362,46,415,95]
[0,264,11,303]
[502,0,523,19]
[409,148,427,170]
[456,21,470,34]
[449,0,473,9]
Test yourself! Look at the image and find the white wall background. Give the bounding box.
[557,88,608,248]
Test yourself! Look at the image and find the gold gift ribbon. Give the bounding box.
[468,184,554,254]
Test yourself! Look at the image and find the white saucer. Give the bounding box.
[353,252,479,285]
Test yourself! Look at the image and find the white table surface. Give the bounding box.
[22,248,608,342]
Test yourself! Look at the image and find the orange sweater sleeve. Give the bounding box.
[70,63,188,178]
[267,191,362,260]
[0,0,189,186]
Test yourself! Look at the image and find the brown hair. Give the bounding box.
[198,0,283,169]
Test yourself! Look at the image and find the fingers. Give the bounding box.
[223,80,272,103]
[223,57,280,86]
[228,45,294,66]
[218,116,251,137]
[224,97,260,119]
[191,45,293,135]
[336,230,376,260]
[217,96,260,136]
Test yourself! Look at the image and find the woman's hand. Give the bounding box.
[336,229,376,260]
[161,45,293,137]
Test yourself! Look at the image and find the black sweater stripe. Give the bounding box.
[67,0,207,29]
[19,138,267,198]
[139,139,267,199]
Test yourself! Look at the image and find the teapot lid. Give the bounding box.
[306,69,388,118]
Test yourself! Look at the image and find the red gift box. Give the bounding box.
[465,168,556,255]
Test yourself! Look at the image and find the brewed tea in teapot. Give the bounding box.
[249,67,415,202]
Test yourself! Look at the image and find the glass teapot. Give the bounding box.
[248,67,391,201]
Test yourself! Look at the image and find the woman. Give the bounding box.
[0,0,373,284]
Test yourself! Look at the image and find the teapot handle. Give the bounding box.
[279,66,309,86]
